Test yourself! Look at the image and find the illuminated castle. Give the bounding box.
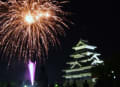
[62,40,103,87]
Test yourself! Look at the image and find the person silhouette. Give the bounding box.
[83,80,89,87]
[72,82,77,87]
[7,82,11,87]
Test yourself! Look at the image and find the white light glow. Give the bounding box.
[113,76,116,79]
[24,85,27,87]
[45,12,50,17]
[39,13,43,17]
[28,60,36,86]
[25,13,35,24]
[25,12,51,23]
[35,13,43,20]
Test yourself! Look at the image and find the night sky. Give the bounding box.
[0,0,118,85]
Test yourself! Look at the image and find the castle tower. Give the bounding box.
[62,40,103,87]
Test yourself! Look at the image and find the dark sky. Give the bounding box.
[48,0,117,84]
[0,0,119,85]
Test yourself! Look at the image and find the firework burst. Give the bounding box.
[0,0,69,64]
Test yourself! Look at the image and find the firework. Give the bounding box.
[28,60,36,86]
[0,0,69,63]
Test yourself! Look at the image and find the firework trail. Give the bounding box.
[0,0,69,64]
[28,60,36,86]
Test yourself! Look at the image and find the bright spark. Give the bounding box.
[45,12,50,17]
[38,13,43,17]
[25,13,35,24]
[28,60,36,86]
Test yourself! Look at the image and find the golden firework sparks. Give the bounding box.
[25,13,35,24]
[0,0,69,64]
